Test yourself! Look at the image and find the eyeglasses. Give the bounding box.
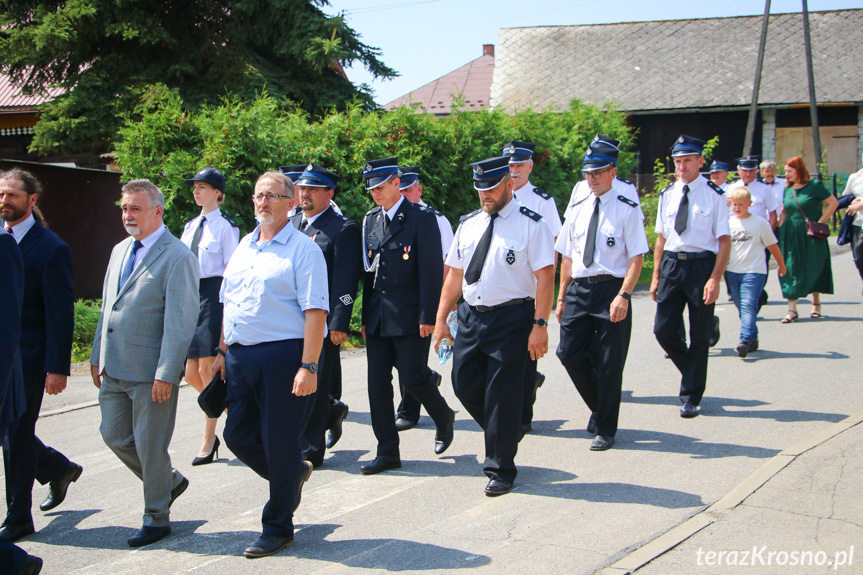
[582,168,611,180]
[252,193,290,203]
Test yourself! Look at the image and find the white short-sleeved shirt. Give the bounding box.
[447,199,554,307]
[419,199,454,259]
[180,209,240,278]
[727,214,777,274]
[842,171,863,227]
[513,181,562,237]
[556,191,649,279]
[655,175,731,253]
[565,177,643,221]
[726,179,779,223]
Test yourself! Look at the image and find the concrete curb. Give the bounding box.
[596,409,863,575]
[39,382,190,419]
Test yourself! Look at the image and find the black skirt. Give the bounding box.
[187,276,224,359]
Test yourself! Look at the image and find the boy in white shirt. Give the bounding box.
[727,187,787,357]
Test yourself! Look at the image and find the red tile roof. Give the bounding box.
[384,53,495,115]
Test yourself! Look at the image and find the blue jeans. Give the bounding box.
[726,272,768,344]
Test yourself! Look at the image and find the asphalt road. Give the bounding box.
[12,247,863,575]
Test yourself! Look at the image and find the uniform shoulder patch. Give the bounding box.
[616,175,634,186]
[460,209,481,223]
[366,206,383,216]
[532,186,551,200]
[707,180,725,195]
[659,183,673,195]
[221,214,240,229]
[519,206,543,222]
[617,195,638,207]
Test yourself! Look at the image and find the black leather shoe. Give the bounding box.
[395,417,417,432]
[680,402,700,418]
[244,534,294,558]
[326,401,349,449]
[169,477,189,508]
[736,341,749,358]
[749,340,759,352]
[360,456,401,475]
[0,522,34,543]
[20,554,43,575]
[484,479,513,496]
[590,435,615,451]
[127,525,171,547]
[434,410,455,455]
[586,413,597,435]
[293,461,313,513]
[709,316,720,347]
[40,462,83,512]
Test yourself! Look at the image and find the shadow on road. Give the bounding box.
[521,480,704,509]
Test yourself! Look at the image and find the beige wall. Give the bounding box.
[775,125,859,174]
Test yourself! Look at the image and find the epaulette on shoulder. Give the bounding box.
[617,195,638,207]
[532,186,551,200]
[707,180,725,195]
[659,183,673,195]
[519,206,542,222]
[460,209,481,223]
[616,176,634,186]
[366,206,383,216]
[431,208,444,217]
[221,213,240,229]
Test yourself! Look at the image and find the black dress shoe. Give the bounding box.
[244,534,294,558]
[736,341,749,358]
[0,522,34,543]
[293,461,313,513]
[169,477,189,508]
[590,435,615,451]
[127,525,171,547]
[586,413,597,435]
[395,417,417,432]
[191,436,220,466]
[434,410,455,455]
[484,479,513,497]
[680,402,700,418]
[709,316,720,347]
[40,462,83,512]
[20,554,43,575]
[326,401,349,449]
[360,456,401,475]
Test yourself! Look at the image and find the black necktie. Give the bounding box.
[300,219,309,232]
[189,217,205,259]
[583,196,600,268]
[674,184,690,236]
[119,240,143,291]
[384,214,391,232]
[465,213,498,285]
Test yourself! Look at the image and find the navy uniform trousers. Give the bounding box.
[395,338,436,423]
[224,339,314,538]
[3,368,73,528]
[366,333,450,459]
[557,278,631,438]
[302,337,336,466]
[653,253,716,406]
[452,299,533,484]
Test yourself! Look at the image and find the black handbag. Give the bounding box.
[197,372,227,418]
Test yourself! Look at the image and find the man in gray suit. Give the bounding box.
[90,179,199,548]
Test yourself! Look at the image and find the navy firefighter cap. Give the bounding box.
[710,160,731,173]
[501,141,535,164]
[297,163,339,190]
[582,144,618,172]
[670,135,705,157]
[398,166,420,190]
[279,165,306,183]
[591,134,621,150]
[471,156,511,190]
[362,157,400,190]
[736,156,760,170]
[184,167,226,193]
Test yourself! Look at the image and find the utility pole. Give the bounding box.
[743,0,771,158]
[802,0,823,179]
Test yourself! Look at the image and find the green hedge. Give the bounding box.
[72,299,101,363]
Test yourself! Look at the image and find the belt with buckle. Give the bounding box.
[575,274,619,284]
[665,251,714,261]
[471,297,534,313]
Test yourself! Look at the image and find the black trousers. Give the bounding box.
[556,278,630,437]
[654,254,716,406]
[302,338,334,466]
[520,358,538,426]
[224,340,314,538]
[0,420,33,574]
[3,369,73,528]
[366,333,451,458]
[395,336,436,422]
[851,225,863,282]
[452,300,533,483]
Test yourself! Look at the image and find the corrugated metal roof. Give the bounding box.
[384,53,495,115]
[491,9,863,113]
[0,74,63,109]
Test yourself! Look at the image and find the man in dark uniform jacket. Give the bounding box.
[290,163,362,467]
[0,168,81,544]
[359,157,455,475]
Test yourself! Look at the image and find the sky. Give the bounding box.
[324,0,861,106]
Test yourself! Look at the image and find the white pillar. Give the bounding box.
[761,108,777,162]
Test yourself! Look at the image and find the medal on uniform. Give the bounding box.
[607,237,615,247]
[368,249,373,259]
[403,246,411,260]
[506,249,515,265]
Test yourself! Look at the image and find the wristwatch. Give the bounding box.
[618,292,631,300]
[534,318,548,328]
[300,362,319,373]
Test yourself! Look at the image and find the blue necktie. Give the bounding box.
[119,240,143,291]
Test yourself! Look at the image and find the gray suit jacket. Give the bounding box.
[91,228,199,385]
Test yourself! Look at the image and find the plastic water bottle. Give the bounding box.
[446,310,458,338]
[438,310,459,365]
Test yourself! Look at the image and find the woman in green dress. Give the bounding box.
[777,156,838,322]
